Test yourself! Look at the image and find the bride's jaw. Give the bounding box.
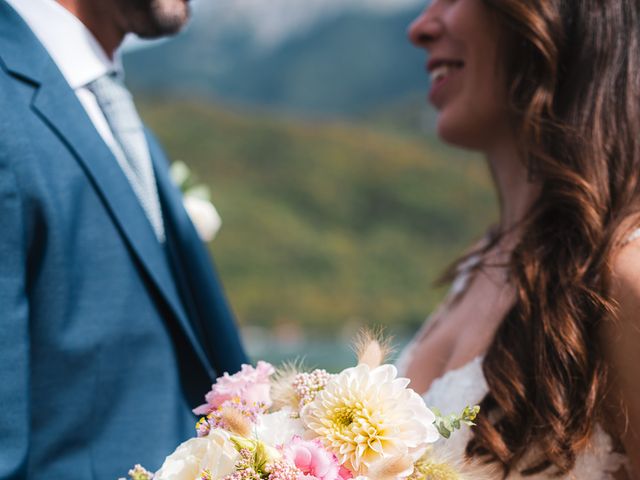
[424,51,508,151]
[409,0,511,152]
[428,57,511,153]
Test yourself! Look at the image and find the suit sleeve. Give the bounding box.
[0,160,30,479]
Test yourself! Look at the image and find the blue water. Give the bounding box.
[244,333,409,373]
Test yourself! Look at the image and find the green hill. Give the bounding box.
[139,101,497,336]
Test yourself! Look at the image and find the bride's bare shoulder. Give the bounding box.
[609,236,640,310]
[602,238,640,476]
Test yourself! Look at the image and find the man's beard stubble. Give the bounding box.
[121,0,190,38]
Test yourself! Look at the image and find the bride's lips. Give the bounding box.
[427,58,465,107]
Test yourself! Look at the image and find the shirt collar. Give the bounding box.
[4,0,122,89]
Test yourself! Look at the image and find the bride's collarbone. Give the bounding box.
[407,275,514,391]
[405,321,483,393]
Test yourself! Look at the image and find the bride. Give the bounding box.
[396,0,640,478]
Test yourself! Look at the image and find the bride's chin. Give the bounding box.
[436,113,488,152]
[436,119,470,149]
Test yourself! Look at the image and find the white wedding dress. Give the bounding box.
[396,230,640,479]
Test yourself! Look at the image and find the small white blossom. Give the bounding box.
[254,409,307,447]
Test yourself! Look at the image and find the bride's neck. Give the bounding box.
[486,137,541,237]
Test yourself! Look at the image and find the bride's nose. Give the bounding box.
[408,3,444,48]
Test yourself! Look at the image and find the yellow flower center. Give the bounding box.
[332,406,356,428]
[412,458,461,480]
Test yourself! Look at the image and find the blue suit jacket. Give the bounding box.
[0,3,248,478]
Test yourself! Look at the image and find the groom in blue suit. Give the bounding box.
[0,0,248,478]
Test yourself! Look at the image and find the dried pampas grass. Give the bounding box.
[270,361,303,411]
[352,328,394,369]
[219,406,252,437]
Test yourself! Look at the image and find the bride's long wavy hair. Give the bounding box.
[456,0,640,475]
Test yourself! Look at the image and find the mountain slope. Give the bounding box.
[139,100,496,334]
[124,8,428,117]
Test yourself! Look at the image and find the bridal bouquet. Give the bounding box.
[122,334,482,480]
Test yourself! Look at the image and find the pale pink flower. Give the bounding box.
[283,437,346,480]
[194,362,275,415]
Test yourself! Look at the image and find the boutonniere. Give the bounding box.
[170,161,222,242]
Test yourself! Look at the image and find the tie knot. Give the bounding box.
[88,71,140,131]
[87,70,123,92]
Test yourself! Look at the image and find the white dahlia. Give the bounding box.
[300,364,439,478]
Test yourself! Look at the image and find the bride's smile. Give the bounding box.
[427,58,464,106]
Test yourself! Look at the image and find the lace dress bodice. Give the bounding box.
[396,229,640,479]
[397,353,628,479]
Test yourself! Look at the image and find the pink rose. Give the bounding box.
[283,437,349,480]
[193,361,275,415]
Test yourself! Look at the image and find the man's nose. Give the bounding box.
[408,3,443,48]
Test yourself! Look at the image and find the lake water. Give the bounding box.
[243,328,410,373]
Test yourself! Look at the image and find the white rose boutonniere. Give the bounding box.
[170,161,222,242]
[183,195,222,243]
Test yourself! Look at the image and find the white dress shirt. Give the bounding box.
[6,0,131,165]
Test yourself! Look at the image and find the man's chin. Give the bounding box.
[135,1,191,38]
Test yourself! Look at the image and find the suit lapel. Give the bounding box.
[149,133,249,375]
[32,84,215,378]
[0,2,215,378]
[147,132,215,356]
